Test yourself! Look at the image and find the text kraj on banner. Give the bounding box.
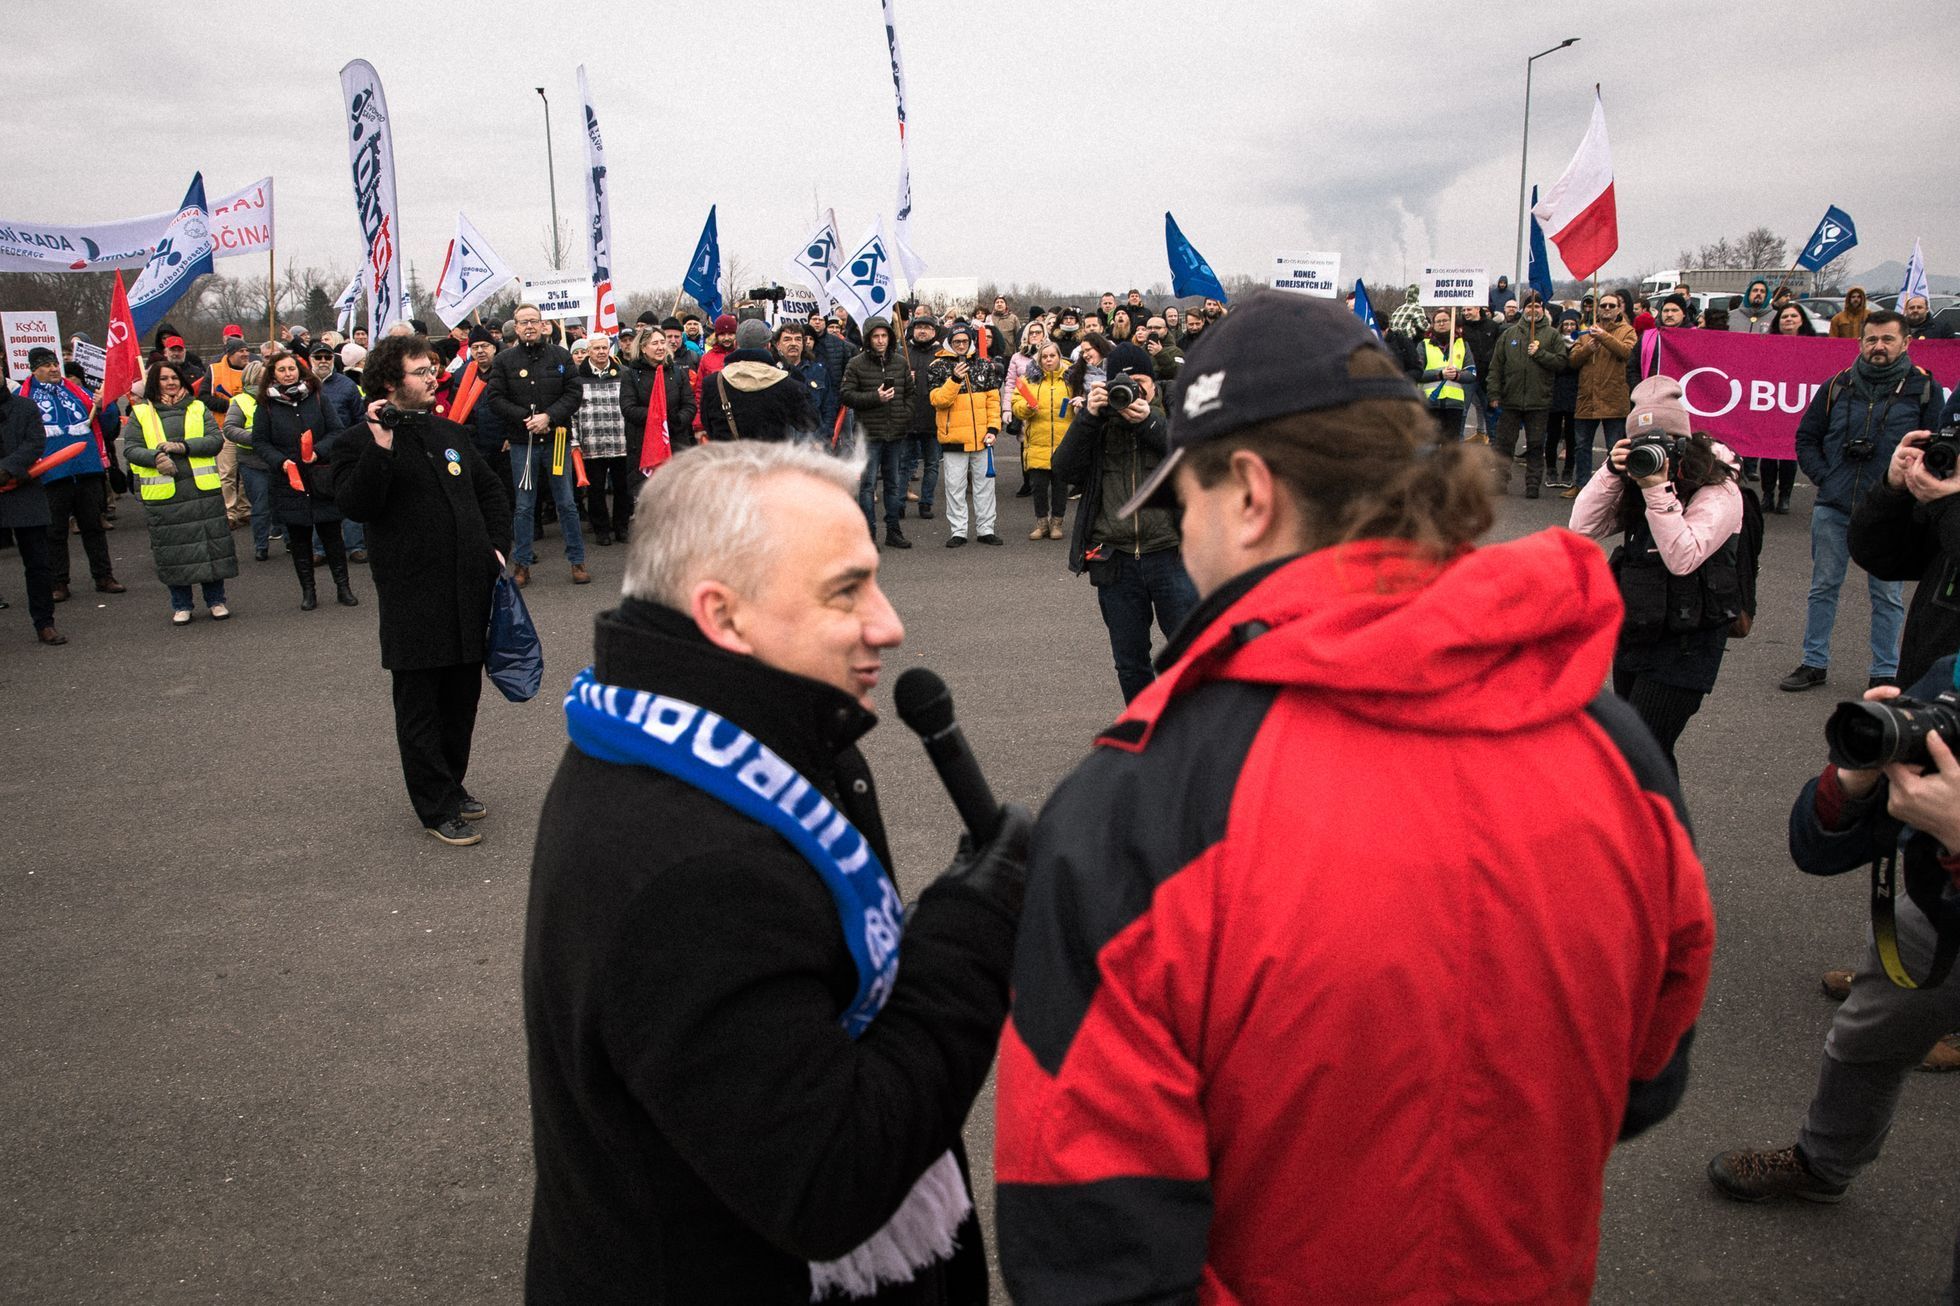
[1654,329,1960,460]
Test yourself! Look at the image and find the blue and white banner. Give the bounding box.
[1796,206,1858,273]
[1165,211,1227,304]
[880,0,925,286]
[333,267,364,335]
[577,65,617,335]
[683,206,723,321]
[127,174,215,341]
[339,59,406,337]
[0,177,272,274]
[825,218,898,323]
[434,212,514,328]
[786,208,842,314]
[1902,238,1931,301]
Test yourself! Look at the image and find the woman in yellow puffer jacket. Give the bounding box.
[1011,341,1073,539]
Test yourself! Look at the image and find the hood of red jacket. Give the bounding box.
[1111,531,1621,749]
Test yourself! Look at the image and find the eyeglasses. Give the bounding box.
[403,366,440,379]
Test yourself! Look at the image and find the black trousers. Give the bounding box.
[1544,410,1577,476]
[46,473,112,587]
[585,455,636,540]
[1613,665,1704,775]
[390,663,484,827]
[9,524,54,633]
[1028,469,1066,519]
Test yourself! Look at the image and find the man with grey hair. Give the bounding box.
[523,439,1030,1303]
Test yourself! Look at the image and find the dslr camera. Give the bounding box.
[1623,434,1680,481]
[1827,690,1960,770]
[375,403,404,430]
[1920,425,1960,480]
[1104,374,1142,412]
[1844,435,1879,461]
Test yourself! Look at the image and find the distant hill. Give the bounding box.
[1848,260,1960,295]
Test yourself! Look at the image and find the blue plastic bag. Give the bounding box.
[486,571,543,703]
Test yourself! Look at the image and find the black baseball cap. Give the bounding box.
[1116,289,1419,518]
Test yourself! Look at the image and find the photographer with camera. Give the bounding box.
[331,333,512,847]
[1570,377,1744,772]
[1051,342,1197,703]
[1847,423,1960,694]
[1783,311,1944,693]
[1711,654,1960,1215]
[927,323,1004,547]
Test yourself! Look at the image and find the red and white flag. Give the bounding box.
[100,270,142,407]
[1531,92,1618,280]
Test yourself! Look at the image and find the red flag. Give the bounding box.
[100,270,141,408]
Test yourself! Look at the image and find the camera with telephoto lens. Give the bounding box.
[1104,374,1141,412]
[747,286,786,303]
[375,404,404,430]
[1623,435,1679,481]
[1826,691,1960,770]
[1919,425,1960,480]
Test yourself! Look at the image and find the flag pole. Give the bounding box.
[267,244,278,344]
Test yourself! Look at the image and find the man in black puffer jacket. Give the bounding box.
[487,305,585,586]
[700,319,816,442]
[901,316,942,518]
[841,316,915,547]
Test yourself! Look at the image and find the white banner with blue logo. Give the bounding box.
[434,212,515,328]
[826,218,899,324]
[786,209,842,315]
[127,174,215,341]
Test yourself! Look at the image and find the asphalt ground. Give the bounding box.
[3,455,1956,1304]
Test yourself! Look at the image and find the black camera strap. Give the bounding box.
[1870,839,1960,989]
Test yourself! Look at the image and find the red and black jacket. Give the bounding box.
[995,533,1715,1305]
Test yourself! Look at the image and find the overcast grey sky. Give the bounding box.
[7,1,1953,296]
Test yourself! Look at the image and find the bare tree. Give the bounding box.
[540,218,574,273]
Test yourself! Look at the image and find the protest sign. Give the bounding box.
[0,178,274,273]
[780,289,822,322]
[2,311,61,381]
[522,276,593,322]
[1654,329,1960,459]
[70,338,106,392]
[1271,252,1341,298]
[1421,266,1487,308]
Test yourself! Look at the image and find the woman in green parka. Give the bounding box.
[121,360,239,624]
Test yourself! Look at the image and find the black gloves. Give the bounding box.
[934,802,1033,921]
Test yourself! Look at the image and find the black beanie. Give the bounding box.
[660,316,683,331]
[468,324,498,346]
[636,311,661,327]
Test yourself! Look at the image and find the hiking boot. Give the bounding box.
[96,577,126,594]
[425,819,483,847]
[1780,665,1827,692]
[1707,1145,1847,1204]
[1821,968,1854,1001]
[1560,485,1581,499]
[51,584,70,603]
[571,564,592,585]
[884,527,912,550]
[37,626,67,646]
[1029,521,1048,540]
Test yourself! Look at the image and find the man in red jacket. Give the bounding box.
[994,291,1716,1305]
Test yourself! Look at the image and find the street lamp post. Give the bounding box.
[536,86,563,271]
[1514,38,1580,293]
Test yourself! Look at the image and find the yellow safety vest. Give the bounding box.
[1421,338,1469,406]
[133,401,221,501]
[230,393,258,451]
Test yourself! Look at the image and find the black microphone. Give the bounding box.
[894,668,1004,846]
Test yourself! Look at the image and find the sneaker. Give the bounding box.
[459,797,488,822]
[945,536,967,548]
[208,603,231,620]
[884,527,912,550]
[1821,968,1854,1001]
[1707,1145,1847,1204]
[977,533,1003,546]
[425,818,483,847]
[1779,665,1828,692]
[171,610,192,626]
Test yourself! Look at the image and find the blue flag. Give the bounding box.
[683,205,722,321]
[1526,185,1556,304]
[1351,279,1379,335]
[1165,212,1227,304]
[1796,206,1857,272]
[128,174,216,342]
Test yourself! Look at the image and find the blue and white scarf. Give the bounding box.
[564,667,970,1299]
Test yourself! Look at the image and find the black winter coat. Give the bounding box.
[487,340,582,431]
[841,343,916,442]
[331,413,512,671]
[523,601,1006,1305]
[905,336,941,436]
[0,387,51,530]
[699,351,817,443]
[1850,482,1960,689]
[620,357,698,462]
[253,390,343,526]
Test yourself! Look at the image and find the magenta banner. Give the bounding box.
[1653,328,1960,459]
